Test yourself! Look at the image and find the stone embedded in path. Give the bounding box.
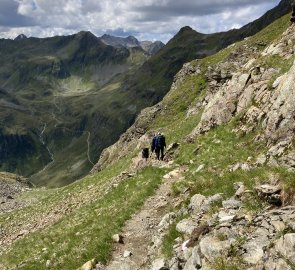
[163,168,183,180]
[112,234,124,243]
[158,212,176,231]
[123,250,132,258]
[106,261,135,270]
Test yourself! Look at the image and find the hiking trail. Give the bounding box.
[105,161,187,270]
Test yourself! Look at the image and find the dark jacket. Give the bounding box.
[155,135,166,148]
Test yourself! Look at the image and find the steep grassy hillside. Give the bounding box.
[0,13,294,270]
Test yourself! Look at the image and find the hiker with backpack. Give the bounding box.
[154,132,166,160]
[151,133,157,155]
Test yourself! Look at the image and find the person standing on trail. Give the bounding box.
[151,133,157,156]
[155,132,166,160]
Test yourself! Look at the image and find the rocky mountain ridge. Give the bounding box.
[100,34,165,55]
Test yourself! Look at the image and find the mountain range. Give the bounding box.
[0,0,293,187]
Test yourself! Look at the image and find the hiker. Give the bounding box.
[151,134,157,155]
[155,132,166,160]
[142,147,149,161]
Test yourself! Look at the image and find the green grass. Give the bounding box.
[0,166,166,270]
[171,119,294,203]
[212,257,244,270]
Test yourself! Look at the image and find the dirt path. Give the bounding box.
[105,164,186,270]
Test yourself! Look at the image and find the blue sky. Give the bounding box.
[0,0,281,42]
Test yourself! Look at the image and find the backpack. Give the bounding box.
[156,135,166,148]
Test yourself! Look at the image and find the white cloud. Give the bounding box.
[0,0,282,42]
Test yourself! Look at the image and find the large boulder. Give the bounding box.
[199,236,231,262]
[275,233,295,264]
[176,218,198,235]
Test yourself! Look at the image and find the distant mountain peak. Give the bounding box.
[100,34,164,55]
[14,34,27,41]
[100,34,140,48]
[126,35,138,41]
[179,26,193,33]
[76,31,96,38]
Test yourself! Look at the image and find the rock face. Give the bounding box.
[263,60,295,143]
[149,186,295,270]
[187,24,295,172]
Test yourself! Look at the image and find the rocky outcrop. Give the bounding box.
[187,24,295,171]
[263,60,295,143]
[150,184,295,270]
[140,41,165,55]
[0,172,31,213]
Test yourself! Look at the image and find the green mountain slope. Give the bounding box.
[0,12,294,270]
[0,31,150,187]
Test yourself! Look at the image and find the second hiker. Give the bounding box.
[155,132,166,160]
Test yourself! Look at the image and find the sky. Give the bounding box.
[0,0,281,43]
